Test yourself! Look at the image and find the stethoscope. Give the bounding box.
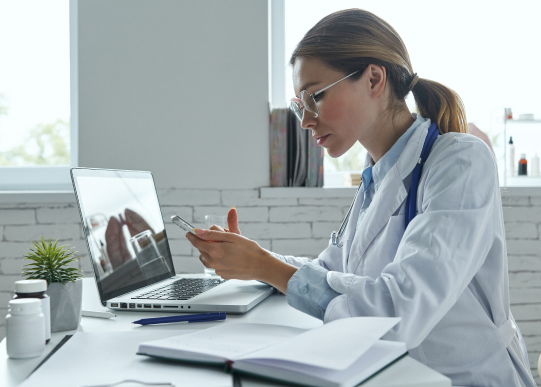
[331,123,440,248]
[331,183,362,248]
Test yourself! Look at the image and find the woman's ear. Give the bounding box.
[368,64,387,98]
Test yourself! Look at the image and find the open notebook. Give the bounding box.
[137,317,407,387]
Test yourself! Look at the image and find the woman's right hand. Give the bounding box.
[208,207,241,235]
[226,207,241,234]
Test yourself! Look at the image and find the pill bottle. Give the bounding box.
[14,279,50,344]
[6,299,45,359]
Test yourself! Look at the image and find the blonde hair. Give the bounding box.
[290,9,467,134]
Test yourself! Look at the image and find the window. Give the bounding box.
[0,0,76,190]
[282,0,541,187]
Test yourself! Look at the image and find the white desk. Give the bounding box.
[0,277,451,387]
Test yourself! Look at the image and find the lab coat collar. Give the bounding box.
[395,118,432,180]
[347,119,432,272]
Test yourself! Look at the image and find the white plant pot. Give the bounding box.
[46,279,82,333]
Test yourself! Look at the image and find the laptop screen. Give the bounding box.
[71,168,175,302]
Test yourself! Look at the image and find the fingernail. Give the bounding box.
[231,206,236,210]
[194,228,205,235]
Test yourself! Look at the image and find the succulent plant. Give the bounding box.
[22,237,83,285]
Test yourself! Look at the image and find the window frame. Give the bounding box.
[269,0,286,108]
[0,0,78,192]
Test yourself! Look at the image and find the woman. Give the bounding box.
[186,9,535,387]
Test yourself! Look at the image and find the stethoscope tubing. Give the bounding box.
[331,123,439,248]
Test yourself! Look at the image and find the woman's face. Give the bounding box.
[292,58,386,158]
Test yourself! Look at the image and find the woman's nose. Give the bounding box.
[300,111,317,130]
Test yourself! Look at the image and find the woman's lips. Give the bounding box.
[314,134,330,146]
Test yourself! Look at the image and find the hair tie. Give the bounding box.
[408,73,419,91]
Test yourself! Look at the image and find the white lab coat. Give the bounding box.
[281,120,536,386]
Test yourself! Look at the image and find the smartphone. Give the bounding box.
[171,215,197,236]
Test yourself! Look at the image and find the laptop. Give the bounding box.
[70,167,273,313]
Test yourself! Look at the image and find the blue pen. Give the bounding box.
[133,312,226,326]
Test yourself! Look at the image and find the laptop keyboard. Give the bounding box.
[131,278,226,301]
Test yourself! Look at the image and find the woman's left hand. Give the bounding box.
[186,229,271,281]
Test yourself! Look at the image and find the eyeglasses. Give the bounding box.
[289,70,360,122]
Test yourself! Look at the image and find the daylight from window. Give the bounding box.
[0,0,70,166]
[285,0,541,186]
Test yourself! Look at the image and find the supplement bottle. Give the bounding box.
[6,299,45,359]
[14,279,50,344]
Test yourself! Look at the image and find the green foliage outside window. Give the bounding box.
[0,94,8,116]
[0,96,70,166]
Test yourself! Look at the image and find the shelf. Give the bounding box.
[504,177,541,187]
[505,119,541,124]
[503,115,541,186]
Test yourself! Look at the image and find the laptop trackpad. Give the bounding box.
[192,281,270,305]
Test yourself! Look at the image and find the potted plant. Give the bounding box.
[22,238,84,332]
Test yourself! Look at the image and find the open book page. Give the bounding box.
[139,323,305,362]
[234,341,407,387]
[236,317,401,371]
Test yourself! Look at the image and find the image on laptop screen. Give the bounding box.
[71,169,175,301]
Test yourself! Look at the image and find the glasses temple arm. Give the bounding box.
[312,70,360,97]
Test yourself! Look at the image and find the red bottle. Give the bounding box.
[518,154,528,176]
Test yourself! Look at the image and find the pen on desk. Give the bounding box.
[82,310,117,319]
[133,312,226,326]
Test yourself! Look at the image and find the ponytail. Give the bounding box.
[412,78,467,134]
[290,9,468,134]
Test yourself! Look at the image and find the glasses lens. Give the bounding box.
[289,101,303,122]
[300,90,319,118]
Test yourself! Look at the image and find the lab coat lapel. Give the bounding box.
[348,167,407,272]
[347,119,431,273]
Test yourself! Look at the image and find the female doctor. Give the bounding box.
[186,9,536,387]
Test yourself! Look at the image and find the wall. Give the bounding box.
[0,189,541,383]
[77,0,270,189]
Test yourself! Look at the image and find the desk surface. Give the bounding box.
[1,277,451,387]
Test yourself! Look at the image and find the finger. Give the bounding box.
[185,232,213,253]
[209,224,225,232]
[199,253,211,268]
[227,207,241,235]
[193,228,235,243]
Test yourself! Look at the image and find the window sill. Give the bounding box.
[0,190,75,203]
[0,186,540,204]
[260,186,541,199]
[259,187,357,198]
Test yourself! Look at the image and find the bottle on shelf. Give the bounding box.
[532,153,540,177]
[505,108,513,120]
[518,154,528,176]
[508,137,515,177]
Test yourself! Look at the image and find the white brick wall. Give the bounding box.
[0,189,540,383]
